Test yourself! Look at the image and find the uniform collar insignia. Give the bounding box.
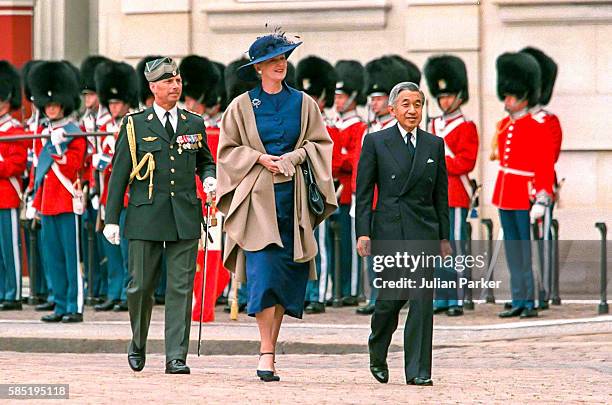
[147,113,154,121]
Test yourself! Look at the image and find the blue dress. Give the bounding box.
[244,83,310,319]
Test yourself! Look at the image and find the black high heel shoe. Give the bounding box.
[257,352,280,382]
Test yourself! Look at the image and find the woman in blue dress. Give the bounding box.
[217,33,337,381]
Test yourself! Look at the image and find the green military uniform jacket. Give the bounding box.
[105,106,216,241]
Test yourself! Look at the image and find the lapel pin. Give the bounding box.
[181,113,187,120]
[147,113,153,121]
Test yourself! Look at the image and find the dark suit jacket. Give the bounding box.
[106,107,216,241]
[355,124,449,241]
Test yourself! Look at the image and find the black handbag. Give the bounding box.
[301,157,325,216]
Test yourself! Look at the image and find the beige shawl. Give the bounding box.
[217,91,338,282]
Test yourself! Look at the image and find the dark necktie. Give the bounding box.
[406,132,415,156]
[164,111,174,138]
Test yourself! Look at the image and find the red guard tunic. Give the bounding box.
[531,107,563,188]
[192,114,230,323]
[32,120,87,215]
[97,119,129,211]
[492,113,554,210]
[431,111,479,208]
[331,110,366,205]
[0,115,28,209]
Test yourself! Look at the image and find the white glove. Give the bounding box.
[203,177,217,193]
[103,224,121,245]
[50,128,68,146]
[25,200,36,220]
[530,203,546,223]
[92,153,102,169]
[91,195,100,211]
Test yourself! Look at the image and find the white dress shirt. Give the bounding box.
[153,102,178,132]
[397,122,417,149]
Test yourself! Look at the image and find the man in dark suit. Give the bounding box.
[103,57,216,374]
[355,81,450,386]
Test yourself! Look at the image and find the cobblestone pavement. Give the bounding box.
[1,329,610,404]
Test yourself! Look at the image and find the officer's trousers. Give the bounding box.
[127,238,198,362]
[41,213,84,315]
[0,208,22,302]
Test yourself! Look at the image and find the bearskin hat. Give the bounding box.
[496,52,541,107]
[285,61,296,88]
[424,54,469,104]
[80,55,111,93]
[94,61,139,109]
[389,55,421,85]
[295,56,336,108]
[225,57,258,103]
[179,55,220,108]
[335,60,366,105]
[30,61,81,116]
[520,47,557,106]
[364,56,408,97]
[211,61,227,110]
[21,60,43,102]
[0,60,22,111]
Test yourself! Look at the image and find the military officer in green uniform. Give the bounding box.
[103,57,216,374]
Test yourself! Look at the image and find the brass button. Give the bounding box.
[170,180,175,185]
[171,192,175,197]
[170,156,175,161]
[171,168,175,173]
[170,145,174,149]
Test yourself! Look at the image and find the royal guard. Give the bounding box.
[295,55,337,314]
[29,61,87,323]
[0,61,28,311]
[424,54,479,317]
[92,60,139,312]
[179,54,230,322]
[79,56,111,304]
[493,52,554,319]
[521,46,562,309]
[353,55,418,315]
[332,60,367,306]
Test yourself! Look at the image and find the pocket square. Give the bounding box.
[427,158,435,163]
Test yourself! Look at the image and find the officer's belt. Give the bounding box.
[499,166,534,177]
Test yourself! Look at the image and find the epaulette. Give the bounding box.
[184,109,203,118]
[126,108,145,117]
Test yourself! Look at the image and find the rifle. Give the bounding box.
[0,132,113,142]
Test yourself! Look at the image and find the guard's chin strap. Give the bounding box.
[440,90,463,116]
[340,90,358,114]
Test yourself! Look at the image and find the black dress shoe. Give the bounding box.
[165,359,190,374]
[433,306,449,314]
[446,306,463,317]
[256,352,280,382]
[538,301,549,310]
[154,296,165,305]
[35,302,55,312]
[498,307,524,318]
[407,377,433,386]
[61,313,83,323]
[504,302,513,310]
[0,300,22,310]
[113,301,129,312]
[305,302,325,314]
[94,300,119,312]
[356,303,375,315]
[370,365,389,384]
[520,308,538,318]
[41,313,64,322]
[128,345,146,372]
[342,296,359,306]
